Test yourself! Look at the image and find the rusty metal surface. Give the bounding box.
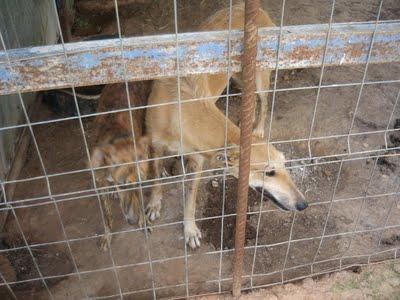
[232,0,260,297]
[0,22,400,95]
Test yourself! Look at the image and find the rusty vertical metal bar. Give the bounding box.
[232,0,260,297]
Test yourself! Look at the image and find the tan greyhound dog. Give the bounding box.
[145,73,308,249]
[145,4,307,249]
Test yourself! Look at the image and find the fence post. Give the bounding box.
[232,0,260,297]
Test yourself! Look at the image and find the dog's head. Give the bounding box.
[212,140,307,212]
[90,135,150,224]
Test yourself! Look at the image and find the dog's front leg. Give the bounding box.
[183,154,204,249]
[99,189,115,251]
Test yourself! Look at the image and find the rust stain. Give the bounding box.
[345,44,365,58]
[290,44,324,63]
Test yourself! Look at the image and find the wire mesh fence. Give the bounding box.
[0,0,399,299]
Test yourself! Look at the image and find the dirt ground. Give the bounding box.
[0,0,400,299]
[197,261,400,300]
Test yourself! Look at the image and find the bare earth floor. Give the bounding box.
[197,261,400,300]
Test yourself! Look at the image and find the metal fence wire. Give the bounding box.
[0,0,399,299]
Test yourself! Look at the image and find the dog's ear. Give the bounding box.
[213,147,240,167]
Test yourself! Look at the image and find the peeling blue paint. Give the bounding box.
[178,46,187,59]
[373,33,400,43]
[98,50,120,61]
[286,37,326,51]
[195,42,225,59]
[0,66,12,82]
[328,37,346,47]
[69,51,117,70]
[233,42,244,54]
[76,53,101,68]
[28,59,46,67]
[0,65,23,88]
[259,38,277,50]
[124,47,168,60]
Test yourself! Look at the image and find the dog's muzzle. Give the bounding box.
[295,201,308,211]
[254,186,290,211]
[254,186,308,212]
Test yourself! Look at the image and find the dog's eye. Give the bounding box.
[265,170,276,177]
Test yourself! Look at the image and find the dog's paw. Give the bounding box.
[145,200,161,222]
[184,221,202,249]
[253,126,265,138]
[138,213,153,233]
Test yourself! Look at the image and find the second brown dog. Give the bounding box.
[90,81,152,250]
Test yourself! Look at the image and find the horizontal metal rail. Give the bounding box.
[0,21,399,95]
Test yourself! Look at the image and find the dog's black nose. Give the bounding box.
[296,201,308,211]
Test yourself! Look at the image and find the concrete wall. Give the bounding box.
[0,0,60,180]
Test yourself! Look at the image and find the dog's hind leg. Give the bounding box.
[253,69,271,138]
[183,154,204,249]
[232,70,271,138]
[146,146,164,222]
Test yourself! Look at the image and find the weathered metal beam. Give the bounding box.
[0,22,399,95]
